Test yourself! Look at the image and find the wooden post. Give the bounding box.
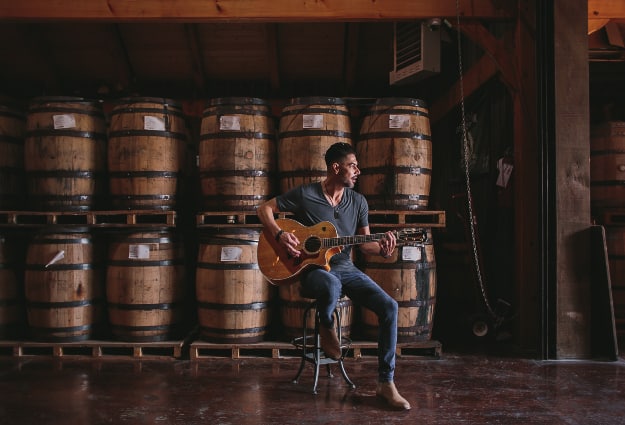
[553,0,592,359]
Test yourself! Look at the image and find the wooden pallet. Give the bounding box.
[0,340,185,359]
[189,340,442,360]
[195,210,445,229]
[190,341,299,360]
[0,210,176,227]
[196,211,292,227]
[368,210,446,228]
[351,340,443,359]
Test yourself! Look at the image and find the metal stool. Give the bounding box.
[291,300,356,394]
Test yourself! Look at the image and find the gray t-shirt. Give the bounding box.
[275,182,369,257]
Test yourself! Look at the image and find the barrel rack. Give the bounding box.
[0,208,445,361]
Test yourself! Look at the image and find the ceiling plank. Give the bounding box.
[588,0,625,20]
[0,0,513,22]
[588,0,625,36]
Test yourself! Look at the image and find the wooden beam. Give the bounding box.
[430,54,499,123]
[588,0,625,35]
[588,0,625,20]
[184,23,208,94]
[265,24,280,91]
[459,23,519,93]
[109,24,134,92]
[0,0,514,22]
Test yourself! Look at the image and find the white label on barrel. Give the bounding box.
[389,114,410,129]
[220,115,241,131]
[303,114,324,129]
[53,114,76,129]
[402,246,421,261]
[144,115,166,131]
[220,246,243,262]
[128,244,151,259]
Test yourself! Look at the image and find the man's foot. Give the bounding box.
[376,382,411,410]
[318,324,341,360]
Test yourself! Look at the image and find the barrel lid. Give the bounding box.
[207,97,269,107]
[288,96,347,106]
[112,96,182,108]
[374,97,428,108]
[29,96,103,108]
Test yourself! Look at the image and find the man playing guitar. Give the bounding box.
[257,142,411,410]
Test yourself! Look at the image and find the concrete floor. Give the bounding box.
[1,347,624,425]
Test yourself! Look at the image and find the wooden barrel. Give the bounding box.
[195,228,276,343]
[24,97,107,211]
[279,281,353,341]
[24,228,105,342]
[278,97,352,192]
[199,97,277,211]
[108,97,187,210]
[357,97,432,210]
[0,103,26,210]
[0,234,26,339]
[590,121,625,209]
[106,229,186,342]
[360,229,436,342]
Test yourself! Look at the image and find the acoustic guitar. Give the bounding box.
[257,218,428,286]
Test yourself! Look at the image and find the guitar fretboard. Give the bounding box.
[322,233,387,248]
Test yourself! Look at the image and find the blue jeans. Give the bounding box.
[300,253,398,383]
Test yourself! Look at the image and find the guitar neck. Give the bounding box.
[322,232,389,248]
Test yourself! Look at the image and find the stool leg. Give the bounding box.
[292,304,313,384]
[334,307,356,389]
[311,309,322,394]
[292,300,355,394]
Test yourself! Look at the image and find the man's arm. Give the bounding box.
[358,225,397,258]
[257,197,301,257]
[257,198,282,240]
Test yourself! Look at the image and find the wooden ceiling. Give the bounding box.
[0,22,402,100]
[0,1,624,109]
[0,0,516,103]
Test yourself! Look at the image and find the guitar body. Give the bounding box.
[257,218,341,286]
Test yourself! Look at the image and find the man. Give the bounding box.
[257,142,411,410]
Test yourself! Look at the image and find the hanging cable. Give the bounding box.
[455,0,498,321]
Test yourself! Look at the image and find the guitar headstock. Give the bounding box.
[396,228,429,246]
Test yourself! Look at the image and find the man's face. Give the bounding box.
[335,153,360,188]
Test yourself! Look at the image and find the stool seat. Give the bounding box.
[291,299,356,394]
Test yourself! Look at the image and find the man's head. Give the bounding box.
[324,142,356,167]
[324,142,360,188]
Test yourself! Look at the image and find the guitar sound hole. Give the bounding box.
[303,236,322,254]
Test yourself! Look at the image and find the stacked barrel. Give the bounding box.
[591,121,625,343]
[0,96,191,343]
[195,98,277,343]
[357,97,437,342]
[276,97,355,339]
[0,94,438,348]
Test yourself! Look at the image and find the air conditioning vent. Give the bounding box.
[390,22,441,86]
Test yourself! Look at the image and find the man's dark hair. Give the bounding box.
[324,142,356,167]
